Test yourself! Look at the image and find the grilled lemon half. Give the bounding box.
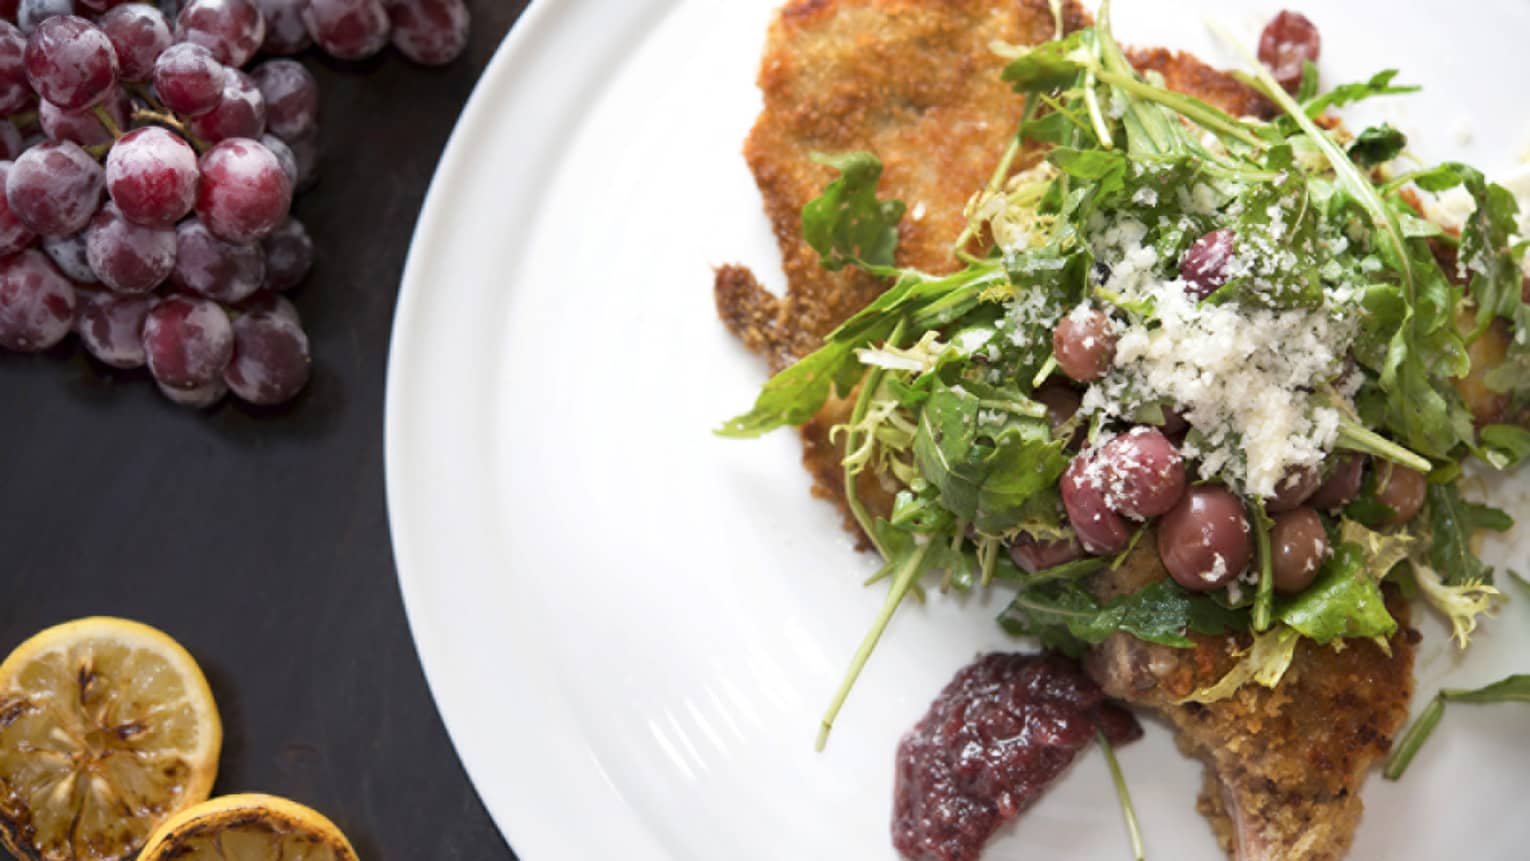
[138,794,358,861]
[0,617,221,861]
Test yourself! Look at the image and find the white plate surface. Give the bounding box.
[385,2,1530,858]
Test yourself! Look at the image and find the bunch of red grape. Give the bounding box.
[0,0,470,408]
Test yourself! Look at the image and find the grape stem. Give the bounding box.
[92,104,124,140]
[130,109,209,154]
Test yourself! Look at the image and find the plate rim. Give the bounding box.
[384,1,678,858]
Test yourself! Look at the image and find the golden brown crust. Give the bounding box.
[1125,46,1275,119]
[717,10,1418,857]
[717,0,1087,511]
[1088,542,1416,861]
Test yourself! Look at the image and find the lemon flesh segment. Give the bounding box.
[0,617,221,861]
[138,794,359,861]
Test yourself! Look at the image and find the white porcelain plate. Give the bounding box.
[385,2,1530,858]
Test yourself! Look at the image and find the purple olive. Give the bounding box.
[1157,485,1252,591]
[1265,463,1321,514]
[1096,427,1186,520]
[1061,454,1132,555]
[1034,383,1082,432]
[1009,533,1085,574]
[1271,507,1328,595]
[1179,227,1236,299]
[1053,308,1115,383]
[1307,453,1365,511]
[1375,464,1427,526]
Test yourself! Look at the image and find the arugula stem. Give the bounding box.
[1209,23,1413,300]
[1097,729,1146,861]
[954,96,1038,256]
[1383,695,1445,780]
[817,539,933,751]
[842,320,907,560]
[1083,69,1113,150]
[1335,419,1433,473]
[1031,355,1059,388]
[1251,499,1275,632]
[1093,70,1263,148]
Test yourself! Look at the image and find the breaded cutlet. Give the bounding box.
[714,3,1414,859]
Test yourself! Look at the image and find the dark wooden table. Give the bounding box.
[0,3,525,858]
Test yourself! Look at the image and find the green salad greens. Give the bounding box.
[721,1,1526,753]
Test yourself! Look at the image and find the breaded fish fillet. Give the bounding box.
[715,3,1412,859]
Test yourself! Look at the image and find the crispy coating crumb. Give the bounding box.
[1087,541,1416,861]
[717,7,1412,858]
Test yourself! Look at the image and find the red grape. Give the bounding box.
[142,292,232,388]
[175,0,265,68]
[6,139,104,236]
[385,0,467,66]
[252,0,310,54]
[302,0,390,61]
[251,59,316,141]
[260,132,297,185]
[0,122,19,161]
[185,67,266,143]
[152,41,225,117]
[84,201,177,293]
[260,216,310,291]
[0,161,35,256]
[170,215,264,302]
[196,137,292,243]
[76,289,153,367]
[0,22,32,115]
[16,0,74,34]
[224,309,309,404]
[0,248,75,351]
[1258,10,1321,95]
[105,126,198,227]
[78,0,135,10]
[24,15,118,111]
[156,376,227,407]
[0,0,17,19]
[41,229,96,282]
[98,3,171,82]
[284,127,318,189]
[235,289,298,325]
[38,84,127,146]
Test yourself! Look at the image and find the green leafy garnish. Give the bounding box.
[1385,675,1530,779]
[1347,124,1406,167]
[802,151,906,272]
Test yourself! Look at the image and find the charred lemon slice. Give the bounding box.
[138,794,359,861]
[0,617,221,861]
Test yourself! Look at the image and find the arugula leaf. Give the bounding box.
[912,381,1071,534]
[1478,424,1530,469]
[1000,579,1244,656]
[1001,30,1089,93]
[1424,483,1512,586]
[1443,674,1530,703]
[1276,542,1398,643]
[1386,674,1530,779]
[801,152,906,271]
[1348,124,1406,167]
[1302,69,1419,118]
[716,340,859,438]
